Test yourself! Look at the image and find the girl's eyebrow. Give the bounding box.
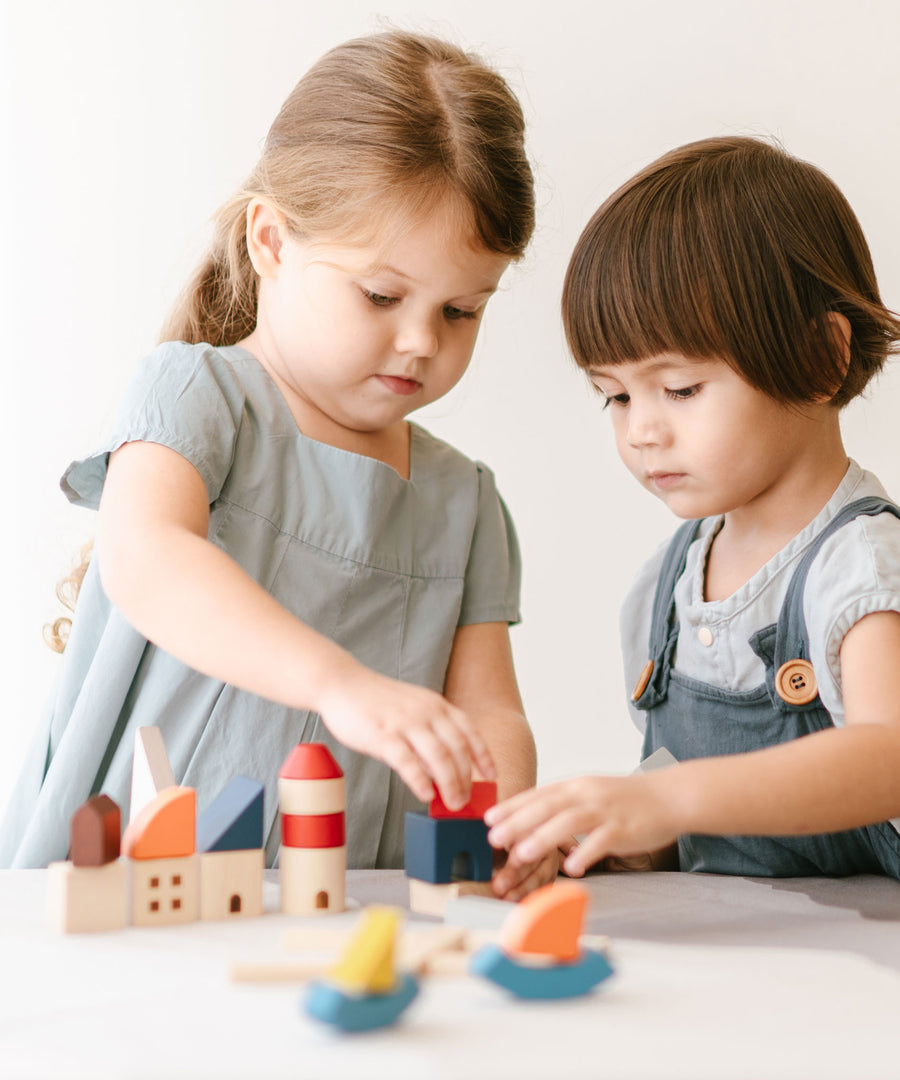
[369,263,499,298]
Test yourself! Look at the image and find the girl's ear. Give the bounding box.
[246,199,285,278]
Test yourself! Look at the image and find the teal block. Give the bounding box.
[404,812,492,883]
[470,944,614,999]
[196,776,264,853]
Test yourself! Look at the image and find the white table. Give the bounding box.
[2,868,900,1080]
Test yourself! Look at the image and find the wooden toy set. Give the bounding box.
[48,732,615,1031]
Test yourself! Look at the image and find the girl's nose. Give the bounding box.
[394,314,439,359]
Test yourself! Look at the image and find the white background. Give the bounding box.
[3,0,900,821]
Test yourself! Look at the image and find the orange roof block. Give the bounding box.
[499,881,588,962]
[278,743,343,781]
[122,786,196,860]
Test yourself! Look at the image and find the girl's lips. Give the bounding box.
[378,375,421,396]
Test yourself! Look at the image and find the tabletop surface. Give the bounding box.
[3,868,900,1080]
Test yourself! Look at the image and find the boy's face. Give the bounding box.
[588,353,832,522]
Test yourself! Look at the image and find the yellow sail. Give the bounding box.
[328,907,400,993]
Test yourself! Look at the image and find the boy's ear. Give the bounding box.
[814,311,851,402]
[246,199,286,278]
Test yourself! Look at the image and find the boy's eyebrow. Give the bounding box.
[589,355,711,379]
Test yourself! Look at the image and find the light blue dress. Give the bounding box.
[1,343,521,869]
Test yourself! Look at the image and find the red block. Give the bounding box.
[429,780,498,820]
[281,811,345,849]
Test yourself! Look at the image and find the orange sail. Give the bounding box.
[498,881,587,962]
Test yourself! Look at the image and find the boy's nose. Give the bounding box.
[626,403,664,448]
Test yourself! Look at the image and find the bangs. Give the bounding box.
[562,137,860,405]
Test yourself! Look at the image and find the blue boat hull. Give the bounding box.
[304,973,419,1031]
[470,945,613,999]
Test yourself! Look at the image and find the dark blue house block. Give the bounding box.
[404,812,493,883]
[196,776,265,853]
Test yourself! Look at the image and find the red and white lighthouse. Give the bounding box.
[277,743,346,915]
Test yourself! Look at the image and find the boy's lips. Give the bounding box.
[377,374,421,396]
[647,470,687,490]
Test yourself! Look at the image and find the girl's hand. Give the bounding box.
[484,773,680,878]
[314,659,496,810]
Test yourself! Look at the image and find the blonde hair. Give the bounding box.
[563,136,900,407]
[161,29,534,346]
[50,30,535,649]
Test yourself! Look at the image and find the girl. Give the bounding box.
[486,136,900,880]
[2,30,552,895]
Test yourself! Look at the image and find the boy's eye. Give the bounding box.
[444,305,477,321]
[602,392,630,409]
[363,289,399,307]
[666,385,700,400]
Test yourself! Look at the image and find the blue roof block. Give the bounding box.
[196,776,265,853]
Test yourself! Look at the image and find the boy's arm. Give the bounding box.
[487,611,900,875]
[97,440,495,807]
[443,622,558,897]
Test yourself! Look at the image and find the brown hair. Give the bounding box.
[562,135,900,407]
[49,30,534,651]
[162,29,534,346]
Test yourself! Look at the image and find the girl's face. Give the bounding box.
[588,353,833,522]
[249,206,509,445]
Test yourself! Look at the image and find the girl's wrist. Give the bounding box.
[300,641,363,715]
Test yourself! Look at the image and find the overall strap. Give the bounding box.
[634,517,705,707]
[773,496,900,675]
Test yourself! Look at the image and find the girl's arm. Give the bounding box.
[97,441,495,807]
[443,622,558,898]
[486,610,900,875]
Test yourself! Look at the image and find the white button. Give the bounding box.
[698,627,714,647]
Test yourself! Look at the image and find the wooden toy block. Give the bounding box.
[130,726,175,824]
[129,854,199,926]
[499,881,587,961]
[196,776,264,853]
[404,812,493,883]
[407,877,495,918]
[199,849,264,920]
[278,775,345,816]
[443,894,515,931]
[281,811,345,848]
[304,974,419,1032]
[280,845,345,915]
[122,787,195,860]
[70,794,120,866]
[429,780,497,820]
[48,859,128,933]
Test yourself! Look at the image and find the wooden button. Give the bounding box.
[697,627,714,647]
[631,659,654,702]
[775,659,818,705]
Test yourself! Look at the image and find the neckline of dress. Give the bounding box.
[222,344,419,485]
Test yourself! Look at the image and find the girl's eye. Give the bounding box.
[666,385,700,400]
[363,290,399,307]
[444,305,478,321]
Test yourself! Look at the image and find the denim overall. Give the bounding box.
[634,496,900,877]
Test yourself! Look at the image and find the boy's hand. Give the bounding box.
[490,848,560,901]
[315,661,496,810]
[484,773,680,878]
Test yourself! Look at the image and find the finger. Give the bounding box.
[502,856,559,902]
[486,789,581,851]
[484,780,577,829]
[381,736,434,803]
[506,808,587,866]
[404,724,468,809]
[563,828,615,877]
[448,707,497,781]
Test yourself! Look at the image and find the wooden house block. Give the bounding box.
[129,854,199,926]
[196,776,264,853]
[70,794,120,867]
[130,726,175,824]
[48,859,128,934]
[122,787,195,860]
[429,781,497,820]
[407,878,496,918]
[199,849,264,920]
[404,812,493,884]
[280,845,345,915]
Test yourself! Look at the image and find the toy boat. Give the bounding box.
[303,906,419,1031]
[469,881,614,1000]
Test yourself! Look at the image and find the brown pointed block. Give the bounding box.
[70,795,121,867]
